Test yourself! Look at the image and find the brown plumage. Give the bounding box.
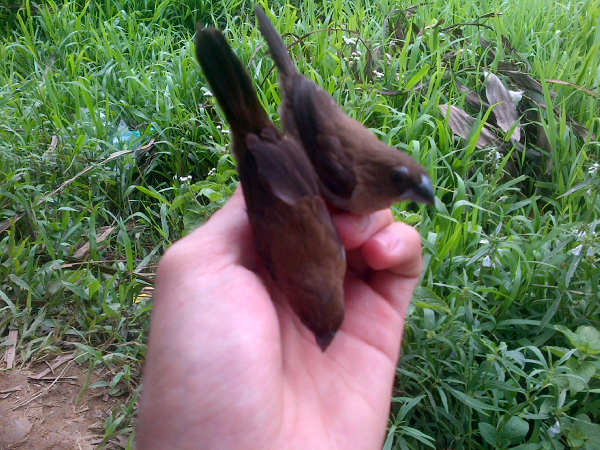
[255,5,435,214]
[195,25,346,351]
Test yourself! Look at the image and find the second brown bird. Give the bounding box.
[256,5,435,214]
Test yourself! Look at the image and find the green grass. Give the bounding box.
[1,0,599,448]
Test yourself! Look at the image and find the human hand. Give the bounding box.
[136,186,424,449]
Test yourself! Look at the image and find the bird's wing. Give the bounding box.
[292,76,357,199]
[245,130,320,205]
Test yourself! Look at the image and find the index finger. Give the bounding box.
[361,222,424,278]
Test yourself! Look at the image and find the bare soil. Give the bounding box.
[0,360,126,449]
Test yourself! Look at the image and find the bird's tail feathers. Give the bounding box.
[195,25,269,133]
[255,5,297,79]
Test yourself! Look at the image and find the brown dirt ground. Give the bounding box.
[0,360,128,449]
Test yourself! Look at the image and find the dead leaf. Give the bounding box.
[404,3,426,18]
[394,14,406,43]
[569,120,594,141]
[480,36,495,60]
[502,70,556,98]
[110,435,130,449]
[440,104,542,161]
[479,11,503,19]
[0,211,26,234]
[439,104,505,149]
[73,226,116,260]
[525,94,595,141]
[30,353,76,380]
[546,79,599,98]
[497,61,523,72]
[418,18,445,37]
[484,72,521,141]
[50,135,58,151]
[501,35,517,54]
[42,136,59,160]
[457,83,489,112]
[134,286,154,303]
[2,329,18,369]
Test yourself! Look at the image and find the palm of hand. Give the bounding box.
[137,189,422,450]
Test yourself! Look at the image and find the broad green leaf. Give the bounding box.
[555,325,600,355]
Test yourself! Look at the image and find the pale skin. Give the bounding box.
[136,187,424,450]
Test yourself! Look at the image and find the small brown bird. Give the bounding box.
[255,5,435,214]
[195,25,346,351]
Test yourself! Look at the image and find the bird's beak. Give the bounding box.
[399,174,435,205]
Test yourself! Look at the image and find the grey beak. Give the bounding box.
[415,174,435,204]
[400,174,435,205]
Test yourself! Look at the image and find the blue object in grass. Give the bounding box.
[113,120,142,150]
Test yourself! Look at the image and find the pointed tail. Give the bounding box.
[255,5,297,79]
[194,24,270,134]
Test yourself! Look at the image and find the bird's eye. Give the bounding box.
[391,167,409,184]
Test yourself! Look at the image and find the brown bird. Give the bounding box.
[195,25,346,351]
[255,5,435,214]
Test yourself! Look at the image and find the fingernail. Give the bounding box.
[347,213,371,232]
[374,231,400,252]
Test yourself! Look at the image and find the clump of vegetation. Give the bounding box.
[1,0,598,448]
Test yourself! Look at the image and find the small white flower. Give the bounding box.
[548,420,561,436]
[373,70,384,79]
[486,150,502,162]
[482,255,494,268]
[589,162,599,174]
[222,129,230,134]
[343,36,356,45]
[203,90,213,97]
[586,246,595,257]
[207,168,216,176]
[572,244,583,256]
[479,239,489,245]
